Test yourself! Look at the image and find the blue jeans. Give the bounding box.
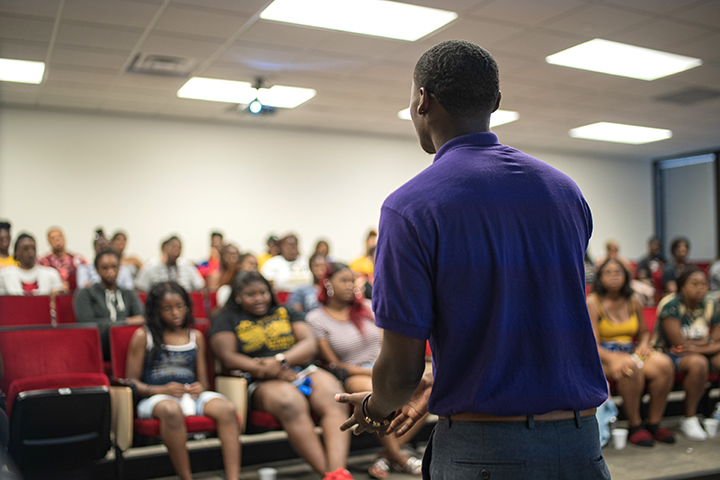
[423,415,610,479]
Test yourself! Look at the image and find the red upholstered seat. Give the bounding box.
[54,294,76,324]
[7,372,109,416]
[276,291,290,305]
[109,320,239,441]
[0,325,111,469]
[0,295,52,326]
[189,291,207,319]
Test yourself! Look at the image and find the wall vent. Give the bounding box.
[127,53,196,77]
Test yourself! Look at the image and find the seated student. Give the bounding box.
[77,229,134,290]
[587,259,675,447]
[349,230,377,278]
[74,250,145,360]
[594,239,633,273]
[0,234,63,295]
[111,231,143,276]
[288,253,327,313]
[256,235,279,270]
[135,236,205,292]
[307,262,424,478]
[215,251,258,309]
[662,237,692,294]
[197,231,224,279]
[710,258,720,301]
[207,244,241,290]
[38,227,87,292]
[210,271,353,480]
[637,236,665,284]
[260,234,313,293]
[126,282,240,480]
[654,267,720,441]
[0,221,15,269]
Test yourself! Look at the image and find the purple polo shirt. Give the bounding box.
[373,132,608,416]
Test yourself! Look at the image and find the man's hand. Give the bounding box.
[387,371,433,437]
[336,392,393,436]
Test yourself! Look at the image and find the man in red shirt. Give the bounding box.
[38,227,86,292]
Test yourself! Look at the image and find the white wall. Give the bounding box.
[0,107,653,264]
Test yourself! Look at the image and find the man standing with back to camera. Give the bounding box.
[336,40,610,479]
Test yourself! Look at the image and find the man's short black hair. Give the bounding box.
[414,40,499,118]
[0,221,10,232]
[211,231,223,239]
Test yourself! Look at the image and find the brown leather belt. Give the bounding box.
[439,408,597,423]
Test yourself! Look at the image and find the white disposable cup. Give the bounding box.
[612,428,628,450]
[258,467,278,480]
[703,418,719,438]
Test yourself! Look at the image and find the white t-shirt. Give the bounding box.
[260,255,313,292]
[0,265,63,295]
[134,257,206,292]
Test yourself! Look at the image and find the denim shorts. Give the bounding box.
[422,415,610,480]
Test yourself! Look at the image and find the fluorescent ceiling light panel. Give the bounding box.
[178,77,316,108]
[546,39,702,81]
[261,0,457,41]
[397,108,519,127]
[0,58,45,84]
[569,122,672,144]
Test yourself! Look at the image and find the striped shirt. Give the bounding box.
[306,307,381,366]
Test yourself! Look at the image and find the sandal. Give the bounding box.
[368,457,391,479]
[392,456,422,476]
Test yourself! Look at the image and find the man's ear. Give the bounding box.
[417,86,432,116]
[491,91,502,113]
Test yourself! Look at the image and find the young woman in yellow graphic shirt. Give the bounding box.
[210,271,355,480]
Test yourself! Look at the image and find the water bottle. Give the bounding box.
[713,402,720,421]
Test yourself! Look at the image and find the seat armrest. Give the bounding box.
[215,376,248,433]
[111,386,133,451]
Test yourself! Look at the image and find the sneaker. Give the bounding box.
[680,416,707,441]
[323,468,354,480]
[652,426,676,444]
[628,428,655,447]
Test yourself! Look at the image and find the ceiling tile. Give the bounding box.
[154,6,251,39]
[51,46,131,70]
[171,0,270,15]
[112,72,187,90]
[56,23,143,51]
[669,1,720,27]
[0,40,48,62]
[0,16,55,43]
[543,3,656,37]
[38,94,103,109]
[140,33,223,59]
[609,19,714,49]
[62,0,162,28]
[99,98,165,113]
[491,30,586,58]
[220,41,304,70]
[473,0,588,26]
[310,32,403,59]
[669,32,720,63]
[239,20,331,50]
[0,0,61,17]
[46,67,117,86]
[603,0,700,15]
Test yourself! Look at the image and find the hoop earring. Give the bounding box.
[326,284,334,297]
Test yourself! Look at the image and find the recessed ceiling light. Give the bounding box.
[545,38,702,80]
[569,122,672,144]
[178,77,316,108]
[261,0,457,41]
[397,108,519,128]
[0,58,45,84]
[546,39,702,81]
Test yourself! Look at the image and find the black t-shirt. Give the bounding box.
[209,305,305,358]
